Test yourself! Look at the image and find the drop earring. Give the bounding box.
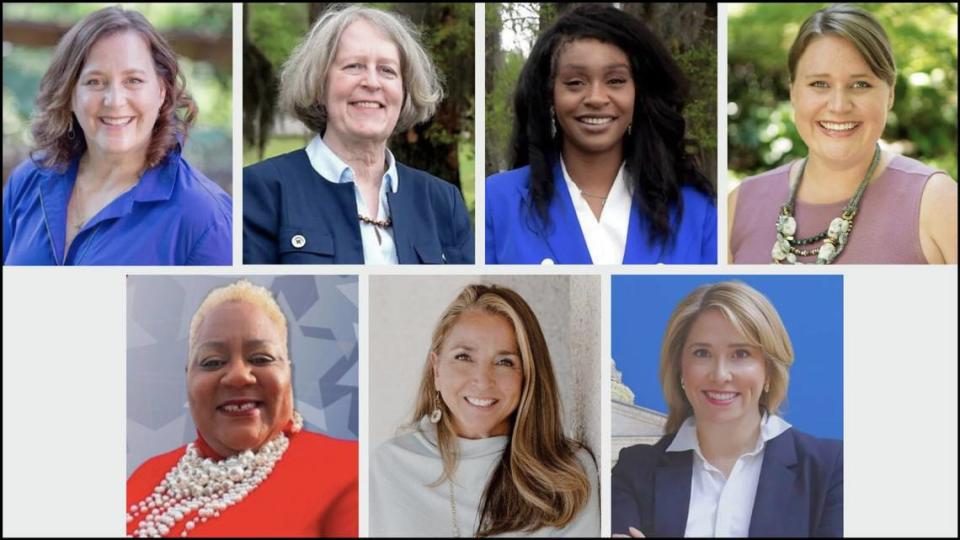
[680,378,686,390]
[549,106,557,138]
[430,391,442,423]
[626,123,632,136]
[763,382,770,393]
[67,122,75,140]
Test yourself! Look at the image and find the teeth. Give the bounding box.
[706,391,737,401]
[352,102,381,109]
[222,402,257,412]
[101,117,133,126]
[580,117,613,125]
[465,397,495,407]
[819,121,857,131]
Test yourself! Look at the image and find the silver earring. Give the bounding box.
[549,106,557,138]
[763,382,770,393]
[626,123,632,136]
[291,410,304,433]
[430,391,442,423]
[67,122,75,140]
[680,378,685,390]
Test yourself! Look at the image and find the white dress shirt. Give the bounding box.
[560,157,632,265]
[666,414,792,537]
[305,135,399,264]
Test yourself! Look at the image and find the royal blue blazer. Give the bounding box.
[243,149,474,264]
[612,428,843,537]
[3,148,232,266]
[485,162,716,264]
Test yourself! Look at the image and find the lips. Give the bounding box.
[817,120,860,136]
[703,390,739,405]
[349,100,384,109]
[100,116,134,126]
[217,399,262,416]
[464,396,498,408]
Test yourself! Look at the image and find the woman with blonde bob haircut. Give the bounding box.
[612,281,843,537]
[243,5,474,265]
[370,284,599,537]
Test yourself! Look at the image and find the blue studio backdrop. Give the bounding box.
[612,274,843,440]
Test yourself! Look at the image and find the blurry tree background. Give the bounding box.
[2,3,233,193]
[485,3,718,187]
[728,2,958,186]
[244,3,475,217]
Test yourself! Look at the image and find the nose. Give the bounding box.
[584,82,609,107]
[827,87,853,113]
[221,357,256,387]
[471,362,495,388]
[102,81,126,107]
[360,65,382,91]
[708,357,732,383]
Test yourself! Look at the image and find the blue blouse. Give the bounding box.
[485,162,717,264]
[3,149,232,266]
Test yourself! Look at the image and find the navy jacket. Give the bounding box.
[243,149,474,264]
[485,162,716,264]
[612,428,843,537]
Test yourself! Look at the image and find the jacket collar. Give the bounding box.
[749,428,801,537]
[654,435,693,538]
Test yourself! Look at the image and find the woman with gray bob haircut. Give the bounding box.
[243,5,475,265]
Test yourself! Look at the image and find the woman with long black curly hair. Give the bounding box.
[485,4,716,265]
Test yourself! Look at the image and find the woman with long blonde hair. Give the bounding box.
[370,284,599,536]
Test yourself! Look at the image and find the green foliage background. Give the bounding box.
[2,3,233,192]
[245,3,475,216]
[728,2,958,184]
[485,3,717,184]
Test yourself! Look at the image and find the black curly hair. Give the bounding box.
[510,4,714,249]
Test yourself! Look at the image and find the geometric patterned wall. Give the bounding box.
[126,275,358,477]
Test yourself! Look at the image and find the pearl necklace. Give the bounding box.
[772,144,880,264]
[127,413,302,538]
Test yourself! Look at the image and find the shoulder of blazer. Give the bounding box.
[616,432,679,471]
[486,165,532,200]
[243,149,312,187]
[396,163,458,196]
[769,427,842,469]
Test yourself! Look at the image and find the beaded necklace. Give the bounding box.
[773,144,881,264]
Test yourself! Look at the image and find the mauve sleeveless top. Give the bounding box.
[731,155,941,264]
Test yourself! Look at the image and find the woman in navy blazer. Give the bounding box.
[612,282,842,537]
[485,5,715,265]
[243,6,473,265]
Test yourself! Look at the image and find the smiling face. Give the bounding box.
[431,309,524,439]
[552,38,635,158]
[323,18,404,146]
[790,35,894,168]
[71,30,165,162]
[680,309,767,429]
[187,300,293,458]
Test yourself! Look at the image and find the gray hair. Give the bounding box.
[279,4,444,134]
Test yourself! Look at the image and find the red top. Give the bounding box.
[126,430,358,537]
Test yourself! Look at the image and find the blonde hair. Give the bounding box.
[659,281,794,434]
[412,284,591,536]
[788,4,896,86]
[279,4,443,134]
[188,280,289,358]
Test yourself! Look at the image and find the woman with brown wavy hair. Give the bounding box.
[2,6,231,265]
[370,284,599,537]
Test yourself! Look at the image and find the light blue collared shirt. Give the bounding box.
[305,135,399,264]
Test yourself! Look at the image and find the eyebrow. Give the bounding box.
[79,68,150,76]
[688,342,755,348]
[448,344,519,356]
[339,55,399,65]
[559,63,630,71]
[804,72,875,79]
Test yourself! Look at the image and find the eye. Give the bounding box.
[732,348,752,360]
[379,65,398,77]
[454,352,471,362]
[692,348,711,358]
[810,80,829,88]
[126,77,145,86]
[83,78,104,87]
[198,356,225,369]
[563,79,585,88]
[249,354,276,366]
[851,80,872,89]
[608,77,628,86]
[496,357,516,368]
[344,63,363,71]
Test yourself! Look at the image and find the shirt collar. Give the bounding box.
[305,134,398,193]
[666,413,793,457]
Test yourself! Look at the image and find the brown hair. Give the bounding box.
[412,284,592,536]
[659,281,794,434]
[788,4,896,86]
[30,6,197,171]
